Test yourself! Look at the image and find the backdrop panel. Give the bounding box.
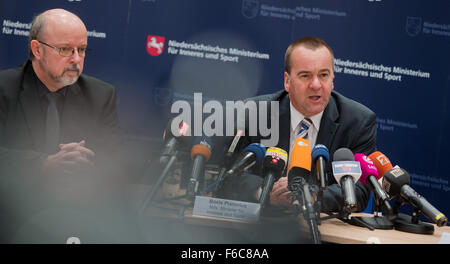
[1,0,449,220]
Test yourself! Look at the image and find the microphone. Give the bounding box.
[354,153,393,216]
[141,119,190,214]
[311,144,329,192]
[369,151,448,227]
[223,129,246,167]
[368,151,393,177]
[216,129,245,180]
[259,147,288,210]
[383,167,448,227]
[287,138,312,209]
[187,136,213,197]
[159,118,190,164]
[212,129,247,196]
[287,138,321,244]
[332,148,361,213]
[225,143,266,176]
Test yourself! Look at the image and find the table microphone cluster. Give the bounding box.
[140,120,448,241]
[368,151,448,234]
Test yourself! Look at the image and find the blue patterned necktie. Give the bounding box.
[295,117,312,139]
[288,117,313,169]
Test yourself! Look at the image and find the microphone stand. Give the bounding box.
[366,196,394,229]
[211,148,235,197]
[315,183,325,226]
[211,166,227,196]
[391,196,434,234]
[292,177,321,244]
[140,152,178,214]
[303,183,321,244]
[335,194,394,230]
[315,161,326,225]
[320,210,376,231]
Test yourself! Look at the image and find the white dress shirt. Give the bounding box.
[289,101,324,156]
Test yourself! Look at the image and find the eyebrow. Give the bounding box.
[296,69,331,76]
[296,71,310,76]
[53,42,88,47]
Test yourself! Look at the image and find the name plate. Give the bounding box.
[192,196,260,222]
[439,232,450,244]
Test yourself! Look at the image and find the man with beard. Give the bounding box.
[0,9,128,243]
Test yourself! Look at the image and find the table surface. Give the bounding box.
[133,184,450,244]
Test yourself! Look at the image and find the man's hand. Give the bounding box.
[269,177,292,208]
[41,140,100,203]
[43,140,95,175]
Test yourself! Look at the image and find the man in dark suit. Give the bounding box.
[220,37,376,214]
[0,9,127,243]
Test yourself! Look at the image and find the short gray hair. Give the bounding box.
[28,13,46,59]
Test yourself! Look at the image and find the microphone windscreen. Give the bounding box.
[333,148,354,161]
[288,138,311,172]
[263,147,288,172]
[368,151,393,176]
[383,167,410,196]
[190,144,212,161]
[243,143,266,165]
[311,144,330,162]
[354,153,379,185]
[190,136,213,161]
[163,118,191,144]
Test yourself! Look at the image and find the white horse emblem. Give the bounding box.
[148,37,164,55]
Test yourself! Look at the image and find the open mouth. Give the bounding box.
[309,95,321,101]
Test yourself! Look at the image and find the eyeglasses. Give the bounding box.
[37,40,90,57]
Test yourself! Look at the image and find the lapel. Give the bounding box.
[277,92,291,153]
[316,92,339,150]
[19,63,46,152]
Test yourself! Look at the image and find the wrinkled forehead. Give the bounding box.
[290,46,334,73]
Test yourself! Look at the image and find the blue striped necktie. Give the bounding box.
[295,118,312,139]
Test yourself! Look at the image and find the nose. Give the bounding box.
[309,75,322,90]
[69,49,83,64]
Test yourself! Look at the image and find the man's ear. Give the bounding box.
[331,71,335,90]
[30,40,42,59]
[284,72,290,93]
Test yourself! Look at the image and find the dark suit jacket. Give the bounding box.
[0,60,123,169]
[0,60,124,242]
[220,89,377,213]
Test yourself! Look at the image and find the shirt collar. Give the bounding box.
[32,69,68,98]
[289,101,323,132]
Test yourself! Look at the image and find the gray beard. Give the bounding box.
[50,65,80,87]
